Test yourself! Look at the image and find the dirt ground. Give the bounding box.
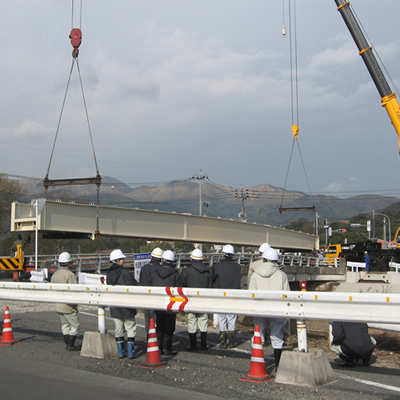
[299,321,400,369]
[234,317,400,369]
[3,300,400,371]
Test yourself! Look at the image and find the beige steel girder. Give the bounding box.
[11,200,319,250]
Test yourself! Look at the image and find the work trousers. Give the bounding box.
[143,309,156,335]
[187,312,208,333]
[155,311,176,337]
[218,314,237,332]
[113,317,137,338]
[58,310,80,336]
[253,317,284,349]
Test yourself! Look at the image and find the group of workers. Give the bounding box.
[48,242,376,370]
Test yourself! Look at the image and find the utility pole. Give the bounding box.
[191,170,208,252]
[191,170,208,216]
[233,188,259,222]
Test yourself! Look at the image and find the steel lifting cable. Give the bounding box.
[44,0,101,238]
[279,0,315,224]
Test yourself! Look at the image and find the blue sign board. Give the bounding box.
[133,253,151,282]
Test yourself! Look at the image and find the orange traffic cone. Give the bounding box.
[0,306,20,346]
[239,325,273,383]
[138,318,168,369]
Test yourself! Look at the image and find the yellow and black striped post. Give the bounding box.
[0,245,24,271]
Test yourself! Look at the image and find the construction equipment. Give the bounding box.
[328,240,400,271]
[335,0,400,152]
[0,245,24,272]
[43,2,102,238]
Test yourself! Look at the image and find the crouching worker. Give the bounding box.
[51,252,80,351]
[331,321,376,367]
[107,249,138,359]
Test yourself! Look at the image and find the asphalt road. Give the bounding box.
[0,304,399,400]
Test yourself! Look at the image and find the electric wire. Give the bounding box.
[279,0,315,224]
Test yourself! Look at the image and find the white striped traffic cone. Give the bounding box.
[239,325,272,383]
[138,318,168,369]
[0,306,20,346]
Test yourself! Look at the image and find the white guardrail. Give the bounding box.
[0,281,399,325]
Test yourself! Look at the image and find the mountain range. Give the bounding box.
[18,176,400,227]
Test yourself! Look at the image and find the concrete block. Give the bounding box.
[80,331,119,359]
[275,349,336,387]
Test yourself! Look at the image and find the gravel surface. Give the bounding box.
[1,300,399,400]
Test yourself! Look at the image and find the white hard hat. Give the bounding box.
[262,248,279,261]
[110,249,126,262]
[191,248,203,260]
[258,242,271,253]
[58,252,72,264]
[151,247,163,259]
[162,250,176,262]
[222,244,235,255]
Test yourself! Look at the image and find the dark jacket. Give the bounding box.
[332,321,375,360]
[212,258,241,289]
[139,261,159,286]
[181,261,212,288]
[150,264,183,287]
[106,265,138,319]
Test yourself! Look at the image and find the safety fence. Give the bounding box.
[5,252,339,274]
[0,281,399,325]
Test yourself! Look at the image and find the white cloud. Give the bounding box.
[15,119,51,139]
[1,0,400,197]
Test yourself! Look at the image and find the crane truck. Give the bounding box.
[335,0,400,152]
[328,1,400,271]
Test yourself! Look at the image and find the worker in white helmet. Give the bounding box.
[248,247,289,371]
[149,250,183,355]
[181,248,212,351]
[247,243,271,288]
[211,244,241,348]
[51,251,80,351]
[107,249,138,359]
[139,247,163,336]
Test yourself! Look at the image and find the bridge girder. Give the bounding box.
[11,200,319,250]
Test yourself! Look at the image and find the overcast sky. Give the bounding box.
[1,0,400,198]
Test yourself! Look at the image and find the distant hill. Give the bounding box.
[17,176,400,227]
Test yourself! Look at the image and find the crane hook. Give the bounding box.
[69,28,82,58]
[292,124,299,140]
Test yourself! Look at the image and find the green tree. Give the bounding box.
[0,174,23,234]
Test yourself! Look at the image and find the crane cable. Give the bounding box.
[279,0,315,225]
[45,0,101,237]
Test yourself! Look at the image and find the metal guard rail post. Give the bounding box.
[0,282,399,325]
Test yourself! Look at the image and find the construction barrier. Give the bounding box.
[0,282,399,325]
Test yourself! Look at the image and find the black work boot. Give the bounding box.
[63,335,70,350]
[219,331,227,349]
[200,332,208,351]
[227,331,236,348]
[187,333,197,351]
[164,335,177,356]
[68,335,77,351]
[157,332,164,355]
[274,348,283,369]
